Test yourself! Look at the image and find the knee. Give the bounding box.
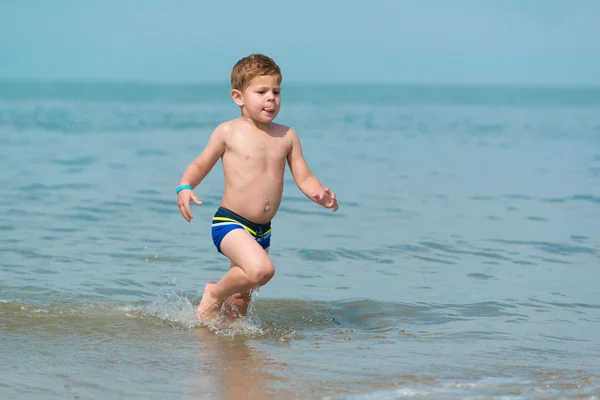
[247,260,275,286]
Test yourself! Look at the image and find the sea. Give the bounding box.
[1,81,599,399]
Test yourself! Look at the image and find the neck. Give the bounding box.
[240,114,272,132]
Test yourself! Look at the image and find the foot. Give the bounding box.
[196,282,222,321]
[222,291,252,319]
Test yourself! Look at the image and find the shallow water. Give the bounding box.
[1,82,599,399]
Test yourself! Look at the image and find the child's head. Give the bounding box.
[231,54,282,92]
[230,54,282,125]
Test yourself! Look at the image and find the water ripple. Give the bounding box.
[488,239,598,257]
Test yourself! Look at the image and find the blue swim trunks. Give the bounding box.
[211,207,271,254]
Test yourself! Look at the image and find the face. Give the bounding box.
[233,75,281,125]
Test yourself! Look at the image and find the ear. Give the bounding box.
[231,89,244,107]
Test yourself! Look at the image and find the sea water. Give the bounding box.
[1,82,599,399]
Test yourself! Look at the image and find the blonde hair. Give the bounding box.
[230,54,282,91]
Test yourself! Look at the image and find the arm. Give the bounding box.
[286,129,324,200]
[179,125,227,188]
[177,125,227,222]
[287,129,338,211]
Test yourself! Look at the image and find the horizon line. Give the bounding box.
[1,78,599,90]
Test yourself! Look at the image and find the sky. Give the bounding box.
[1,0,599,86]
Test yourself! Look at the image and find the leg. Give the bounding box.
[223,247,270,319]
[197,230,274,320]
[222,288,252,320]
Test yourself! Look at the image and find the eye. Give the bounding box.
[274,90,280,95]
[257,90,266,94]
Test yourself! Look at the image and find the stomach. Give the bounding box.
[220,174,285,224]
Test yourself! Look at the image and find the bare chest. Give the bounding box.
[229,135,290,165]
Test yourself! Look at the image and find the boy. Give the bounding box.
[176,54,338,322]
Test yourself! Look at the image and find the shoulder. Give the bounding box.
[213,120,235,136]
[271,123,298,140]
[209,120,240,144]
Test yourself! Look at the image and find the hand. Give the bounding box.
[177,189,202,222]
[312,188,338,212]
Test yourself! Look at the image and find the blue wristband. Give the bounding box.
[176,184,192,194]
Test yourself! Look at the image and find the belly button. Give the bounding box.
[264,201,270,211]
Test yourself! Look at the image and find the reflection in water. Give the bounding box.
[191,325,292,400]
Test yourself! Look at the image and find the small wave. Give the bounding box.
[488,239,598,257]
[340,374,599,400]
[3,295,598,343]
[540,194,600,205]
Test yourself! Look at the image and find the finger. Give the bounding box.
[324,188,331,194]
[325,192,335,205]
[178,204,191,222]
[183,208,192,222]
[329,193,338,210]
[183,204,194,221]
[191,195,202,205]
[332,199,339,211]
